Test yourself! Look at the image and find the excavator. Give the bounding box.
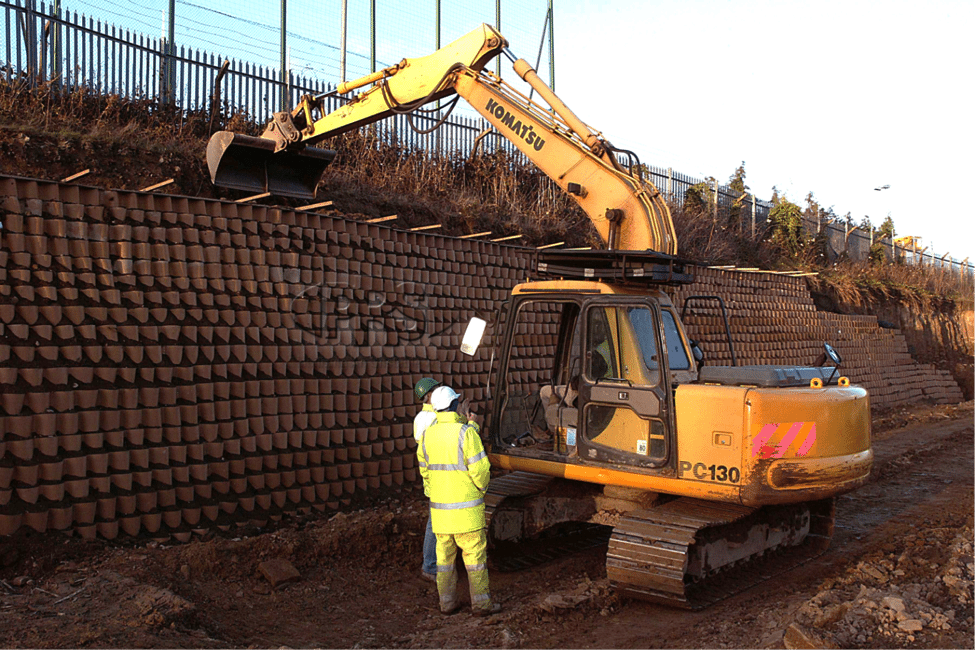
[206,24,873,608]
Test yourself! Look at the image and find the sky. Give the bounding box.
[546,0,974,265]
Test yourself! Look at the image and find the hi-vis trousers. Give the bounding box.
[435,529,492,613]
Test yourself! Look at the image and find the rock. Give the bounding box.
[259,558,301,589]
[882,596,905,613]
[898,619,923,632]
[783,623,837,649]
[813,602,850,627]
[540,592,588,613]
[133,584,195,627]
[860,564,888,581]
[11,576,31,587]
[180,564,191,580]
[499,628,519,649]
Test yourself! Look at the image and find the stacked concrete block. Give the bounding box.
[0,174,965,541]
[0,175,530,540]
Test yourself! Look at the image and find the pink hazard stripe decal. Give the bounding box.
[772,422,805,458]
[752,423,779,459]
[796,423,817,457]
[753,422,817,459]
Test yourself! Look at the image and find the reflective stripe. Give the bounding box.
[418,461,427,468]
[427,463,467,471]
[473,593,491,603]
[456,424,468,467]
[430,498,484,510]
[436,565,455,573]
[466,563,487,572]
[466,450,487,465]
[421,432,428,471]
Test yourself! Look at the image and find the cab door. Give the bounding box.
[577,299,673,469]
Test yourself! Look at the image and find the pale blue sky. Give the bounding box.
[550,0,974,265]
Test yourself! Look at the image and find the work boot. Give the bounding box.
[472,603,502,617]
[440,601,461,616]
[421,571,436,583]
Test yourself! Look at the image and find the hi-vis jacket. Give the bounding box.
[418,411,490,534]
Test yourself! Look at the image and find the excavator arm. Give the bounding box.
[207,24,676,255]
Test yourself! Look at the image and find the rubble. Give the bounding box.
[794,525,974,647]
[258,558,302,589]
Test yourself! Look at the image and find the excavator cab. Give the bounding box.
[487,282,691,471]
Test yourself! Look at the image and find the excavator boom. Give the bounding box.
[206,24,677,255]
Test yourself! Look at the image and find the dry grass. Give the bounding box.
[811,258,974,311]
[320,129,596,247]
[0,78,212,146]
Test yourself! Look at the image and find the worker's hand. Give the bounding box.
[459,398,472,418]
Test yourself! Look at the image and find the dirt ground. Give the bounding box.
[0,401,971,649]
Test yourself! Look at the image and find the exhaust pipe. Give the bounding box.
[206,131,337,200]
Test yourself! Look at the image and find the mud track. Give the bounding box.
[0,401,971,649]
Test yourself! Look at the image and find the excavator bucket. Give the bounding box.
[206,131,336,199]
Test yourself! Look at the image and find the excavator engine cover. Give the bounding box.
[206,131,336,199]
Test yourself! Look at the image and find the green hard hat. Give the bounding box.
[414,377,441,402]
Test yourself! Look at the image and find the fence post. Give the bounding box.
[339,0,347,84]
[159,0,175,103]
[666,167,673,200]
[495,0,501,76]
[548,0,555,90]
[371,0,377,73]
[750,194,756,239]
[25,0,38,85]
[280,0,288,111]
[711,178,717,221]
[53,0,62,84]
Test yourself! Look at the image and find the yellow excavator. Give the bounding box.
[206,24,872,608]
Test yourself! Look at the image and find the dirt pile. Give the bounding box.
[791,523,974,648]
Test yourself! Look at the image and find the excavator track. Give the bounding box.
[484,471,555,529]
[607,497,836,609]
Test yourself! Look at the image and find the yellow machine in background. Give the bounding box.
[206,24,872,608]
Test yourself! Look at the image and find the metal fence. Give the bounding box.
[2,0,973,280]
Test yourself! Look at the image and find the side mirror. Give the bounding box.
[823,342,842,385]
[461,317,487,356]
[690,340,704,366]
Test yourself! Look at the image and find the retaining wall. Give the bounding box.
[0,175,964,541]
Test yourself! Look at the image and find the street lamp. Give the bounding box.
[872,185,895,258]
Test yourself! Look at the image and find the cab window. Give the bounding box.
[661,310,690,371]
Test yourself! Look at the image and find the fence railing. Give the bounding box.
[2,0,973,280]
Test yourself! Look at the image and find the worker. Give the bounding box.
[413,377,441,582]
[418,385,501,616]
